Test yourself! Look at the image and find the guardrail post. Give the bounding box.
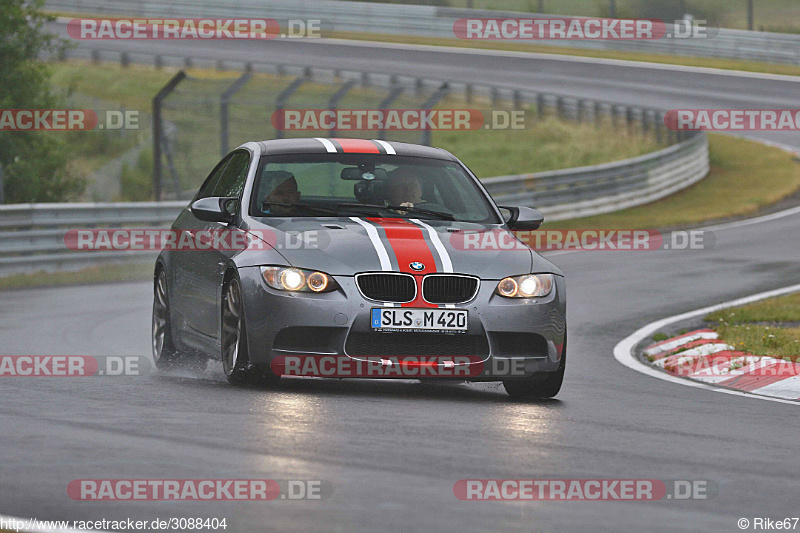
[154,55,163,69]
[0,163,5,205]
[513,90,522,110]
[220,71,253,158]
[556,97,565,119]
[361,71,369,87]
[491,87,499,107]
[415,78,424,97]
[183,57,192,69]
[465,84,473,104]
[537,94,545,117]
[120,52,129,67]
[274,74,310,140]
[328,79,358,137]
[656,112,665,144]
[642,109,651,136]
[153,70,187,201]
[419,82,450,146]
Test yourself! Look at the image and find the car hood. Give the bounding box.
[238,217,562,279]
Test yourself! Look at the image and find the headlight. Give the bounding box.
[261,266,338,293]
[495,274,553,298]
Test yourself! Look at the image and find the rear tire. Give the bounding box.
[152,269,207,372]
[152,269,180,370]
[503,334,566,399]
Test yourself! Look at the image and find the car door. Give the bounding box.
[175,150,251,343]
[170,154,232,339]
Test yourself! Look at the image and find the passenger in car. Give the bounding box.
[260,171,300,216]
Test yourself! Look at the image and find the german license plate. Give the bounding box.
[371,308,468,333]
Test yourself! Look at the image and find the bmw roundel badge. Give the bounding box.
[410,262,425,271]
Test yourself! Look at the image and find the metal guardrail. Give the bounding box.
[45,0,800,65]
[0,131,708,275]
[0,201,186,274]
[484,131,709,221]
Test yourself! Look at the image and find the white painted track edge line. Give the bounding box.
[613,283,800,405]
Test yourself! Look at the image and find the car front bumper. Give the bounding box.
[237,266,566,381]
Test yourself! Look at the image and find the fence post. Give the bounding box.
[378,84,405,140]
[152,70,187,201]
[328,79,358,137]
[274,74,310,139]
[419,82,450,146]
[220,71,253,158]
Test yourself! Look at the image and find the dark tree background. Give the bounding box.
[0,0,84,203]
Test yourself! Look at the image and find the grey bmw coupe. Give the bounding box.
[153,138,566,398]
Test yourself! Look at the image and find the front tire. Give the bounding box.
[221,277,259,385]
[503,334,566,399]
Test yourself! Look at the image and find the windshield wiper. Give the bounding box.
[337,202,455,221]
[260,201,341,216]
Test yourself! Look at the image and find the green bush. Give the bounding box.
[120,148,154,201]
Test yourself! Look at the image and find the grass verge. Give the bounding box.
[0,262,154,291]
[49,60,662,198]
[545,134,800,230]
[704,292,800,361]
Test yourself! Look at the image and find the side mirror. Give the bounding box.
[499,205,544,231]
[191,197,238,224]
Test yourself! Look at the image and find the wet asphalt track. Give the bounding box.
[1,24,799,533]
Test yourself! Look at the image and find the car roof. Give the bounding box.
[250,138,458,161]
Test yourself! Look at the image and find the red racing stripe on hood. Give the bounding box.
[368,218,437,308]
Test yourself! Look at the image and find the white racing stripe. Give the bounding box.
[349,217,397,307]
[373,139,396,155]
[410,219,453,273]
[315,138,337,153]
[410,218,457,308]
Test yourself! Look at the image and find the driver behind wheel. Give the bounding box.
[385,172,425,214]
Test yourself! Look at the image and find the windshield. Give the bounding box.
[250,153,500,223]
